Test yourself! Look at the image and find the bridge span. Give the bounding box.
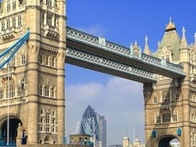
[66,26,185,83]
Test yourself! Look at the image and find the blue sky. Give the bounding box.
[65,1,196,145]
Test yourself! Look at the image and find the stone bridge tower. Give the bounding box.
[144,19,196,147]
[0,0,66,145]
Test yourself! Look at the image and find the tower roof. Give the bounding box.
[165,17,176,32]
[155,18,181,61]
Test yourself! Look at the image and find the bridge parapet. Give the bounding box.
[66,48,156,83]
[66,27,185,78]
[66,26,129,55]
[141,54,184,74]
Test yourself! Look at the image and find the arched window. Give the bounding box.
[52,111,55,117]
[50,86,54,97]
[45,86,49,97]
[46,114,50,124]
[39,84,43,96]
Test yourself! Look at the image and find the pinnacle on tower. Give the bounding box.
[180,27,188,49]
[165,17,176,32]
[143,36,151,55]
[194,33,196,48]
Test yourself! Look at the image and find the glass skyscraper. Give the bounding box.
[80,105,107,147]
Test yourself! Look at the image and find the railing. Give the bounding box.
[66,48,156,82]
[0,30,30,69]
[66,27,185,76]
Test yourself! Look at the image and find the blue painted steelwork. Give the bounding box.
[66,47,156,83]
[0,30,30,69]
[66,26,185,78]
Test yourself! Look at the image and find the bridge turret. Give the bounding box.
[179,26,191,146]
[180,27,190,78]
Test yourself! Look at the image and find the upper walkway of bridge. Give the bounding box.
[66,26,186,83]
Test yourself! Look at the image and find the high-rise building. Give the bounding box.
[97,114,107,147]
[80,105,107,147]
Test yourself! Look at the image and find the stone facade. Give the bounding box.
[0,0,195,146]
[144,20,196,147]
[0,0,66,145]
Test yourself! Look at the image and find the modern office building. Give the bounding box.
[80,105,107,147]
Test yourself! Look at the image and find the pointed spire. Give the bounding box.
[143,36,151,55]
[157,41,160,48]
[165,17,176,31]
[194,33,196,48]
[180,27,188,48]
[133,41,138,48]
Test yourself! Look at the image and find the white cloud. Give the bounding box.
[77,24,107,37]
[65,77,144,145]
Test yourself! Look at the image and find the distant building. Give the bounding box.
[97,114,107,147]
[109,145,122,147]
[69,134,92,146]
[123,134,145,147]
[80,105,107,147]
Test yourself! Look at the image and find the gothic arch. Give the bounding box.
[43,135,53,144]
[0,115,23,145]
[157,135,179,147]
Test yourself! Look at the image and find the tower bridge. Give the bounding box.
[0,0,194,147]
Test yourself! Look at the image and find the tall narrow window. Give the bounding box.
[21,55,26,65]
[41,12,45,25]
[6,82,15,98]
[18,15,22,26]
[47,14,52,26]
[12,17,16,27]
[51,56,55,67]
[7,19,10,29]
[50,87,54,97]
[1,22,5,31]
[39,85,43,96]
[7,3,11,12]
[45,86,49,97]
[0,88,4,99]
[46,114,50,124]
[12,1,16,10]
